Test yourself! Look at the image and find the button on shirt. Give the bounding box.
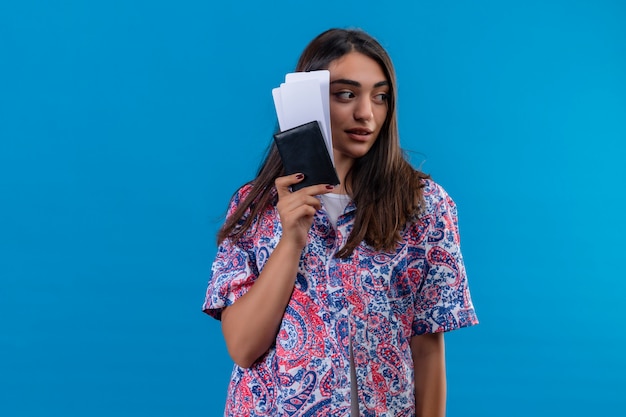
[203,179,478,417]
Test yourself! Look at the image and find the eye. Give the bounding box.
[333,91,355,101]
[373,92,389,104]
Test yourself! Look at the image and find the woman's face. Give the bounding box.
[327,51,389,167]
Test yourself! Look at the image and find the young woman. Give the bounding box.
[203,28,478,417]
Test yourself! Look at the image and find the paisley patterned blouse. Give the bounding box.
[203,179,478,417]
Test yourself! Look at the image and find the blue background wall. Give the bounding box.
[1,1,625,416]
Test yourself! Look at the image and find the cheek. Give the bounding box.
[374,107,388,124]
[330,105,352,125]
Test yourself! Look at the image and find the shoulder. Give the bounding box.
[230,183,254,204]
[226,182,279,235]
[419,178,458,218]
[226,182,276,213]
[222,184,250,219]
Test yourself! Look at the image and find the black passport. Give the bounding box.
[273,121,340,191]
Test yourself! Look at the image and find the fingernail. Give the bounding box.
[295,174,304,179]
[326,185,334,190]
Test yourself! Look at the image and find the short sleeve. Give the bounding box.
[202,186,259,320]
[412,183,478,336]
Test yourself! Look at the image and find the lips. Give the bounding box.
[345,128,373,141]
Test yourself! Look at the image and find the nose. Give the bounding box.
[353,97,373,121]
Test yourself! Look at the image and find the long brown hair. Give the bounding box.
[217,28,429,258]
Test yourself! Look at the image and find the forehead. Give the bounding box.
[327,52,387,85]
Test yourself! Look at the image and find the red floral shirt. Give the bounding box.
[203,179,478,416]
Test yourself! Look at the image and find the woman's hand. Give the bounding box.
[275,173,335,249]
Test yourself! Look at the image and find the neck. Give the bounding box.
[333,153,354,195]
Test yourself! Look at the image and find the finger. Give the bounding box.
[275,173,305,198]
[299,183,336,196]
[285,204,319,221]
[277,193,322,214]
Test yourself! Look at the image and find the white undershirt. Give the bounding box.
[320,193,359,415]
[350,343,359,416]
[319,193,350,228]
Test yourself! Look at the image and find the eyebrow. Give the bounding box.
[330,79,389,88]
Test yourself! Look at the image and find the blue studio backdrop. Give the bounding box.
[1,1,625,416]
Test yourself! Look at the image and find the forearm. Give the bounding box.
[221,239,302,368]
[412,333,447,417]
[220,177,332,368]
